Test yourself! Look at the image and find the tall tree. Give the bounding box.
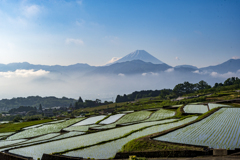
[39,104,42,111]
[77,97,84,103]
[196,80,211,90]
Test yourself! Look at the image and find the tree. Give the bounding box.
[39,104,42,111]
[115,95,121,103]
[196,80,211,90]
[224,77,240,86]
[77,97,84,103]
[95,99,101,104]
[213,83,219,88]
[13,115,22,122]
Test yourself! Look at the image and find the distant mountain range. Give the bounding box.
[0,62,95,73]
[0,50,239,75]
[200,59,240,74]
[89,60,171,75]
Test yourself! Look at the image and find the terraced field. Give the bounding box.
[100,114,125,124]
[154,108,240,149]
[72,116,105,126]
[183,104,209,114]
[93,111,152,129]
[64,124,100,132]
[0,103,237,160]
[7,118,85,140]
[9,118,179,159]
[208,103,230,110]
[63,116,197,159]
[144,109,175,121]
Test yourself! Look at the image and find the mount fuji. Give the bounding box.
[108,50,164,65]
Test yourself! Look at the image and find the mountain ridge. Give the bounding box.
[200,59,240,74]
[0,52,239,75]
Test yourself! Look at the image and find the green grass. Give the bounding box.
[73,102,127,114]
[0,119,53,133]
[174,105,184,118]
[121,138,204,152]
[196,107,221,121]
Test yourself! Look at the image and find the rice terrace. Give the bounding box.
[0,78,239,160]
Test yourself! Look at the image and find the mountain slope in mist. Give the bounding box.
[200,59,240,74]
[0,62,95,73]
[88,60,171,75]
[0,52,239,75]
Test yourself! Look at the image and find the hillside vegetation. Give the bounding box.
[0,96,76,111]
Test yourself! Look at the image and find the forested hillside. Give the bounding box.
[116,77,240,103]
[0,96,76,111]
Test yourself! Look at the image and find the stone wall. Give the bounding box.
[114,150,212,159]
[41,154,83,160]
[0,152,33,160]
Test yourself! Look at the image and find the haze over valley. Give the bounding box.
[0,50,239,101]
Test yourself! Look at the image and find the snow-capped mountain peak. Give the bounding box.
[108,50,163,65]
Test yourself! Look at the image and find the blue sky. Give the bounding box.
[0,0,239,67]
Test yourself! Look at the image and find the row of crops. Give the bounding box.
[0,104,235,160]
[9,117,197,159]
[0,108,178,159]
[7,117,85,140]
[63,117,197,159]
[154,108,240,149]
[183,103,230,114]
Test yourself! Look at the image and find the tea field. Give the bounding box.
[0,100,238,160]
[154,108,240,149]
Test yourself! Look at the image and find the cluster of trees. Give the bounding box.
[116,89,172,103]
[173,80,211,96]
[0,96,76,111]
[74,97,113,109]
[116,77,240,103]
[8,106,37,114]
[213,77,240,88]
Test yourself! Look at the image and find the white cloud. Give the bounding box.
[151,72,159,76]
[232,56,240,59]
[0,69,49,78]
[22,5,40,18]
[210,71,240,78]
[76,0,83,5]
[165,68,174,73]
[175,57,180,60]
[210,72,218,77]
[76,19,85,26]
[192,70,210,75]
[7,16,27,26]
[106,57,121,64]
[142,72,158,76]
[118,73,125,77]
[193,70,200,73]
[104,36,120,45]
[65,38,84,45]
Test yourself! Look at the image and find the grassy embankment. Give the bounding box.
[0,119,53,132]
